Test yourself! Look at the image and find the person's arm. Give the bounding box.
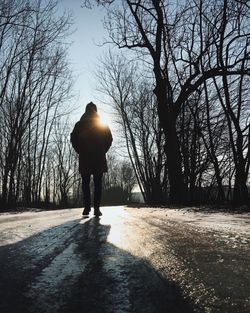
[70,122,80,153]
[104,126,113,153]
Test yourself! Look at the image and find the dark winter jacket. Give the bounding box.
[70,111,112,175]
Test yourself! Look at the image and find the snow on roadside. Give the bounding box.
[147,207,250,236]
[126,206,250,250]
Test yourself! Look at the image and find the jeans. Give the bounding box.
[82,173,103,210]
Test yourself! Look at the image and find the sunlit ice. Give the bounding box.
[102,206,129,248]
[79,206,129,249]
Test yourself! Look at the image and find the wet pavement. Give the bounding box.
[0,206,249,313]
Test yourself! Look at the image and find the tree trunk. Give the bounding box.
[233,156,249,204]
[154,80,186,204]
[165,126,186,203]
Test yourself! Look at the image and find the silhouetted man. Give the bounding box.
[71,102,112,216]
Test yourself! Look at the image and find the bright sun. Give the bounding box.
[99,113,111,126]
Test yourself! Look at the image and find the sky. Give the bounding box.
[59,0,113,127]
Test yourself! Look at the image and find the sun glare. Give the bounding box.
[98,112,111,128]
[96,111,115,132]
[100,114,110,126]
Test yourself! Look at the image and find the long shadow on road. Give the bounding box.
[0,216,196,313]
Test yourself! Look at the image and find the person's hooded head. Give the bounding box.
[80,102,100,127]
[85,102,97,114]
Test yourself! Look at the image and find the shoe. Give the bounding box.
[82,208,90,216]
[94,208,102,217]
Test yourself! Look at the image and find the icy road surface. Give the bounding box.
[0,206,249,313]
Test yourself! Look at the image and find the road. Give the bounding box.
[0,206,249,313]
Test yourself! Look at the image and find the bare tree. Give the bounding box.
[102,149,137,204]
[52,121,78,207]
[0,0,73,210]
[86,0,250,204]
[97,53,168,204]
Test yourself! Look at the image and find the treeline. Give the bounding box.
[92,0,250,206]
[1,0,250,210]
[0,0,73,210]
[0,0,134,211]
